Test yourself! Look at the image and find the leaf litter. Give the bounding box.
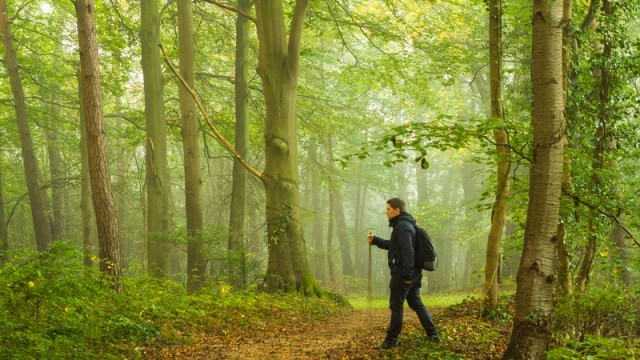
[142,297,511,359]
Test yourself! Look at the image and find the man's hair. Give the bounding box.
[387,198,405,212]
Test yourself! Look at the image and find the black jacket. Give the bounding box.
[372,212,417,281]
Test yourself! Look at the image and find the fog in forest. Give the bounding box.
[1,1,639,357]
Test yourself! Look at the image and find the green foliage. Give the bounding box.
[0,242,117,359]
[391,295,512,359]
[547,336,639,360]
[342,115,519,169]
[0,242,349,358]
[552,285,640,343]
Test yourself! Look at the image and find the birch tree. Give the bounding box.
[503,0,565,357]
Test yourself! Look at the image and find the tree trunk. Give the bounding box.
[227,0,252,289]
[334,191,354,276]
[110,99,127,268]
[555,0,573,296]
[575,0,612,293]
[325,135,353,276]
[353,183,367,278]
[77,70,95,268]
[555,216,571,294]
[431,166,458,292]
[74,0,122,281]
[416,160,428,207]
[610,219,631,286]
[461,162,482,289]
[396,162,408,201]
[503,1,565,358]
[0,0,53,251]
[484,0,511,312]
[176,0,206,293]
[327,191,336,287]
[47,105,66,242]
[309,140,325,281]
[255,0,318,294]
[0,163,7,265]
[141,0,171,278]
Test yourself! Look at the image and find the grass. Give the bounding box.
[349,292,475,310]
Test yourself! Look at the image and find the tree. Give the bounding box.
[555,0,573,295]
[47,110,67,242]
[0,0,53,251]
[74,0,122,280]
[503,0,565,358]
[307,138,325,281]
[176,0,206,293]
[0,162,7,265]
[77,69,95,268]
[353,183,368,278]
[326,135,354,277]
[484,0,511,312]
[255,0,319,294]
[575,0,614,292]
[227,0,252,289]
[326,188,336,287]
[141,0,171,277]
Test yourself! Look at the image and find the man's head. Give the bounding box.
[386,198,405,220]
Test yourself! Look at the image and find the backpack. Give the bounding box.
[412,224,438,271]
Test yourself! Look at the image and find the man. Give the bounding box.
[368,198,440,349]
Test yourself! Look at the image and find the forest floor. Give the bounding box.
[142,297,512,359]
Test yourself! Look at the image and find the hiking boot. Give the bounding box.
[427,334,441,343]
[380,338,398,349]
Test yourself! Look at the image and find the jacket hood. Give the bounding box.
[389,211,416,227]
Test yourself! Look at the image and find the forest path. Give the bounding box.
[145,306,441,359]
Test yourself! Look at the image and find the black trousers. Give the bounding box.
[387,274,439,340]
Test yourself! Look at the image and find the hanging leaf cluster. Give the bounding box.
[342,115,515,169]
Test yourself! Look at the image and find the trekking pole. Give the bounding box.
[367,232,372,303]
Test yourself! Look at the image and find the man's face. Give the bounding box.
[386,204,400,220]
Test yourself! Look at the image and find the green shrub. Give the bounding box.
[552,285,639,342]
[550,285,640,360]
[0,242,112,359]
[547,336,639,359]
[0,242,191,358]
[0,241,350,358]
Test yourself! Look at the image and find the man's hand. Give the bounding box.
[367,233,374,245]
[403,280,413,285]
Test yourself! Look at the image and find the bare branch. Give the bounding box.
[159,43,263,180]
[201,0,256,24]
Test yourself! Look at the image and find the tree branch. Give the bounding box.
[562,187,639,248]
[287,0,310,74]
[201,0,256,24]
[580,0,600,30]
[322,0,359,66]
[159,42,263,180]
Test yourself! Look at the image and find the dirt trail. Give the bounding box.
[145,307,435,359]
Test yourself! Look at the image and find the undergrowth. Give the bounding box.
[0,241,349,359]
[549,284,640,358]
